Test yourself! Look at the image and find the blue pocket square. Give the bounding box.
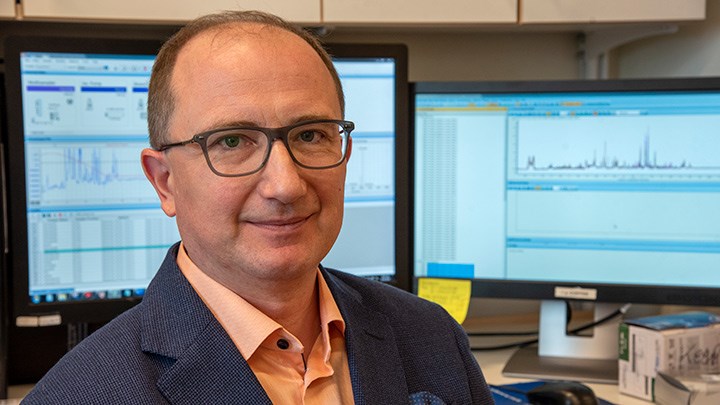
[409,391,447,405]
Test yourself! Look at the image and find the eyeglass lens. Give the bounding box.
[204,121,348,176]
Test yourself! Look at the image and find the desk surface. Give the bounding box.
[8,350,649,403]
[9,350,649,403]
[474,348,649,404]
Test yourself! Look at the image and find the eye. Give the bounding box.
[298,130,320,143]
[207,130,260,150]
[221,135,241,148]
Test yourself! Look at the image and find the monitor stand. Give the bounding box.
[502,300,621,384]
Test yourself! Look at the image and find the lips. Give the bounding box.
[248,215,310,230]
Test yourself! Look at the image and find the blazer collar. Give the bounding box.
[321,267,410,405]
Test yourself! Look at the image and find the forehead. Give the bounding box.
[174,23,333,89]
[169,23,340,128]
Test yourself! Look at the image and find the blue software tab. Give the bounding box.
[426,262,474,278]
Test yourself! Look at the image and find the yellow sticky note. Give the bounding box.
[417,278,472,324]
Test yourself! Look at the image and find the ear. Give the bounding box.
[141,148,177,217]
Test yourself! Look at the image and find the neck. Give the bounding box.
[238,269,322,355]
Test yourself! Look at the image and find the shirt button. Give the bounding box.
[276,339,290,350]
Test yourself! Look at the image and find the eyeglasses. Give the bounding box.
[156,119,354,177]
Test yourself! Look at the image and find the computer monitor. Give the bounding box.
[413,78,720,383]
[322,43,410,290]
[4,36,166,327]
[3,35,409,327]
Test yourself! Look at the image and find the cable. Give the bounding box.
[469,302,632,351]
[571,303,632,335]
[467,301,574,338]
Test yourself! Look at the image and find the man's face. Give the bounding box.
[142,25,347,290]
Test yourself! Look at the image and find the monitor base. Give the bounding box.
[502,345,618,384]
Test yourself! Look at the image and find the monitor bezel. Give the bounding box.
[4,36,410,325]
[4,35,165,325]
[412,77,720,307]
[327,43,411,293]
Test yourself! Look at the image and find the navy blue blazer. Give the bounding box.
[24,244,493,404]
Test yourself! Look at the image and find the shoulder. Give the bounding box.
[324,268,449,318]
[23,292,175,404]
[323,268,493,403]
[23,303,165,403]
[323,268,462,340]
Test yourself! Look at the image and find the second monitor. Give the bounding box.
[413,78,720,382]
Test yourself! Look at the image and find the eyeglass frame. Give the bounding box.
[155,119,355,177]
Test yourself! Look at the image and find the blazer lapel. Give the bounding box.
[139,246,272,404]
[323,270,410,405]
[156,323,272,404]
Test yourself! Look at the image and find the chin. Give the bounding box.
[261,249,322,274]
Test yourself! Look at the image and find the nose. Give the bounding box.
[256,140,307,203]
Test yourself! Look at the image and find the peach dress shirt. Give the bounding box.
[177,243,354,404]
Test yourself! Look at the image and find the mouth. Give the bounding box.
[248,215,311,231]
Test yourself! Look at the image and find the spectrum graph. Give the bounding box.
[515,115,720,176]
[524,134,692,171]
[27,142,156,207]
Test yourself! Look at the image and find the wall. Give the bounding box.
[0,22,582,84]
[616,0,720,77]
[326,29,580,82]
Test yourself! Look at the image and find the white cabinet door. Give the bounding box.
[520,0,705,23]
[0,0,15,18]
[21,0,321,24]
[323,0,517,24]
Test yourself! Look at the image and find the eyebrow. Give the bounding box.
[200,114,338,132]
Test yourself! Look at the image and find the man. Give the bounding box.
[24,10,493,404]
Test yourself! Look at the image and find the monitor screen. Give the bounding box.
[413,78,720,382]
[322,44,409,288]
[4,36,409,325]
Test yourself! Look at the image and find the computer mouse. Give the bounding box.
[525,381,599,405]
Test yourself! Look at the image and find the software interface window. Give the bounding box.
[21,52,177,303]
[21,52,397,304]
[322,59,397,279]
[415,91,720,287]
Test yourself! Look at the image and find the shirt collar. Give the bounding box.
[176,242,345,359]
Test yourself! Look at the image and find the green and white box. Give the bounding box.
[618,311,720,401]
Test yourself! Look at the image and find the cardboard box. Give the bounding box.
[655,371,720,405]
[618,311,720,401]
